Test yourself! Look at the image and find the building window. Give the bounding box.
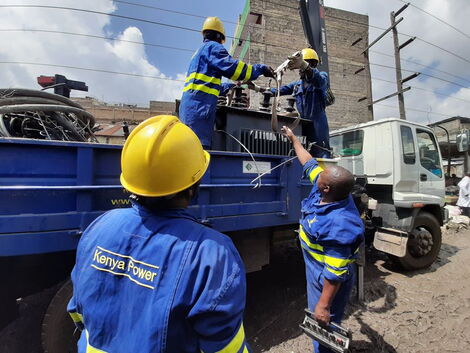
[250,12,263,25]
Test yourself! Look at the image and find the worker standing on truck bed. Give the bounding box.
[250,49,331,158]
[282,125,364,353]
[67,115,252,353]
[179,16,274,148]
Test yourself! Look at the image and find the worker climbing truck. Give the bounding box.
[0,104,446,351]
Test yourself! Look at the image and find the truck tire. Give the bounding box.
[41,280,78,353]
[394,211,442,270]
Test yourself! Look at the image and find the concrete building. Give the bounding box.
[230,0,373,129]
[71,97,176,144]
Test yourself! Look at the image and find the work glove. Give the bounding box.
[246,81,266,93]
[263,66,275,78]
[287,51,309,71]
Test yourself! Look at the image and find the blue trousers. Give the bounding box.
[307,267,355,353]
[310,110,331,158]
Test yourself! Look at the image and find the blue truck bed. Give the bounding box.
[0,137,310,257]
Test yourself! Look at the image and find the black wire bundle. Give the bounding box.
[0,88,97,142]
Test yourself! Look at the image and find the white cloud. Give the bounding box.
[0,0,185,105]
[325,0,470,124]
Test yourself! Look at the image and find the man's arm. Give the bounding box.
[315,279,341,326]
[211,43,274,82]
[188,238,251,353]
[282,125,313,166]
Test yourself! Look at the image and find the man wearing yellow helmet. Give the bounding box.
[67,116,252,352]
[179,16,275,148]
[251,48,331,158]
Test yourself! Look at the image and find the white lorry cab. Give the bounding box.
[330,118,447,270]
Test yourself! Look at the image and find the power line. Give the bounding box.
[415,37,470,65]
[334,13,470,67]
[371,76,470,105]
[369,62,470,90]
[370,50,470,86]
[394,0,470,40]
[376,103,449,117]
[113,0,241,27]
[0,4,301,52]
[0,28,194,53]
[5,3,469,70]
[0,61,186,82]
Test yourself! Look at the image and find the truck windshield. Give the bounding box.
[330,130,364,157]
[417,129,442,178]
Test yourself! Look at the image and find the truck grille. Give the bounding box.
[240,129,307,156]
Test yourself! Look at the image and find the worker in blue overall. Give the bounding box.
[282,125,364,353]
[67,115,251,353]
[179,16,274,148]
[249,48,330,158]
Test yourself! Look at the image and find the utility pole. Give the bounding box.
[391,3,418,120]
[353,2,419,120]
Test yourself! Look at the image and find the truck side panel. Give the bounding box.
[0,138,309,257]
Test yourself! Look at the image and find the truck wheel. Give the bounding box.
[41,280,79,353]
[394,211,442,270]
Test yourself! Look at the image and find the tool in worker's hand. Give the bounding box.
[300,309,352,353]
[271,51,302,133]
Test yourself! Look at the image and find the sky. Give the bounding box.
[0,0,469,124]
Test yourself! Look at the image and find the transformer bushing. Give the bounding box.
[231,86,249,108]
[259,91,273,112]
[284,96,298,117]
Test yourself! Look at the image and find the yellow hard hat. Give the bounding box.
[120,115,210,197]
[302,48,319,62]
[202,16,225,37]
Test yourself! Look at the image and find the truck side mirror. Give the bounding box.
[457,129,469,152]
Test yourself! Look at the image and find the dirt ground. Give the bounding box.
[1,226,470,353]
[246,225,470,353]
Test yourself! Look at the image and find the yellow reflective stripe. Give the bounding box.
[185,72,222,85]
[308,166,324,183]
[325,255,353,268]
[242,64,253,82]
[243,345,249,353]
[215,323,245,353]
[230,61,245,81]
[326,267,348,276]
[85,330,108,353]
[302,245,354,268]
[69,311,83,324]
[183,83,220,97]
[299,227,323,252]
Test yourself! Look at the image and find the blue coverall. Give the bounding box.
[299,159,364,353]
[67,202,250,353]
[179,39,269,148]
[272,69,330,158]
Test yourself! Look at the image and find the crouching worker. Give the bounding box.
[282,125,364,353]
[67,115,251,353]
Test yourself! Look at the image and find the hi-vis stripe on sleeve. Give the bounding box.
[241,64,253,82]
[202,323,246,353]
[299,226,323,252]
[183,83,220,97]
[69,311,84,324]
[301,245,354,268]
[308,164,324,183]
[230,61,246,81]
[326,266,348,276]
[186,72,222,85]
